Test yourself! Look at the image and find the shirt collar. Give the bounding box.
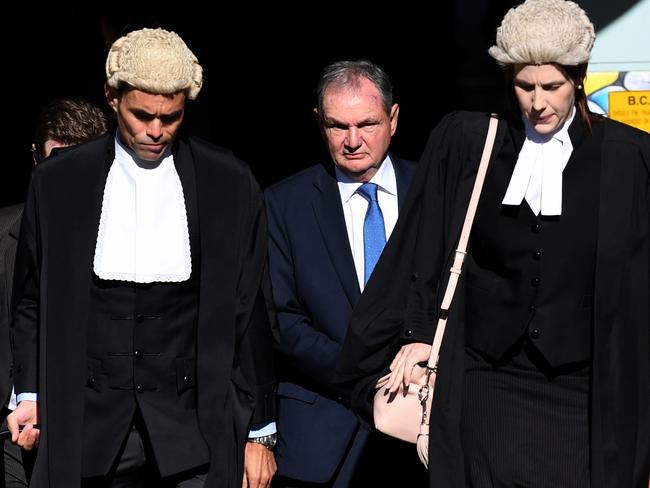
[553,106,575,145]
[335,154,396,204]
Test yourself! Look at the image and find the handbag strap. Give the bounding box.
[426,114,499,370]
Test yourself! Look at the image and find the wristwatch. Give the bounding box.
[247,433,277,450]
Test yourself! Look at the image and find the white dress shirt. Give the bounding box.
[336,155,399,292]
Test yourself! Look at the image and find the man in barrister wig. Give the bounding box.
[7,28,277,488]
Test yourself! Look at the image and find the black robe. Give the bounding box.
[336,112,650,487]
[11,133,277,487]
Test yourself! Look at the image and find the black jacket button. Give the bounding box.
[136,384,144,393]
[531,223,541,233]
[530,329,540,339]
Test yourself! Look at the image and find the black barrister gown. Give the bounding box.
[11,133,277,487]
[336,112,650,487]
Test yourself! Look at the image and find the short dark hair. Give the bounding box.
[316,60,393,116]
[33,98,111,161]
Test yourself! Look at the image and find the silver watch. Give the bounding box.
[248,433,277,450]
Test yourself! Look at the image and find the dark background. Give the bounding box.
[3,1,637,206]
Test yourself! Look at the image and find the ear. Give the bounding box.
[389,104,399,136]
[105,83,119,113]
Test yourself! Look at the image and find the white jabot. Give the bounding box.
[93,137,191,283]
[502,107,575,216]
[336,156,398,292]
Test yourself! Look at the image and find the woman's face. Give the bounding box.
[513,64,576,136]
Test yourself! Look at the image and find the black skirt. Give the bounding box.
[460,342,590,488]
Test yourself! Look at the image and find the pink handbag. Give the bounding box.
[373,115,499,467]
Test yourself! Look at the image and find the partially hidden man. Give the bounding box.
[265,60,418,487]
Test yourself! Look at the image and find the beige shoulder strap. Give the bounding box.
[427,114,499,370]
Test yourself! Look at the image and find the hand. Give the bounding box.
[375,343,432,394]
[242,442,276,488]
[6,400,40,450]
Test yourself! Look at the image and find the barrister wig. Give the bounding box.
[488,0,595,67]
[106,28,203,100]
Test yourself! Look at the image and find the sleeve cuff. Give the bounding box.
[16,392,38,404]
[248,421,277,438]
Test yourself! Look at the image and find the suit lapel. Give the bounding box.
[312,166,361,306]
[49,137,112,361]
[392,155,416,210]
[3,211,22,306]
[173,139,200,266]
[75,144,113,275]
[54,137,114,298]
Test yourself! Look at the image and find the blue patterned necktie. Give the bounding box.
[357,183,386,285]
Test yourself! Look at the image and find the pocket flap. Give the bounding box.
[277,382,318,404]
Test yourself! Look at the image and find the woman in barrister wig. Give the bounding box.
[336,0,650,486]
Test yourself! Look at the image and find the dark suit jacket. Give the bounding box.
[265,156,415,482]
[337,113,650,488]
[0,203,22,409]
[11,133,277,487]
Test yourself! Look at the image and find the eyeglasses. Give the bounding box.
[31,143,43,164]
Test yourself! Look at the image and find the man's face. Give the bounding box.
[106,86,186,161]
[317,78,398,182]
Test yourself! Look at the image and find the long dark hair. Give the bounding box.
[557,63,600,132]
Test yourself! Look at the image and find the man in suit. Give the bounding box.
[265,60,416,487]
[7,28,277,487]
[1,98,110,487]
[0,204,26,487]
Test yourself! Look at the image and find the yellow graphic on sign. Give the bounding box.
[585,72,619,94]
[608,91,650,132]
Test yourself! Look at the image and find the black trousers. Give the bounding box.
[2,409,36,488]
[81,420,208,488]
[273,428,429,488]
